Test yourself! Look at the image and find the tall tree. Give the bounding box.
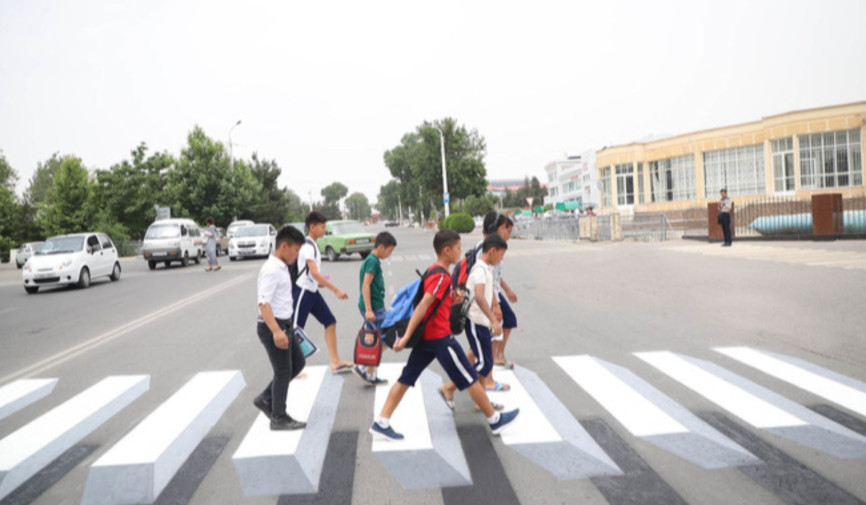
[376,180,402,220]
[319,181,348,220]
[24,153,64,206]
[244,153,290,226]
[344,192,371,221]
[38,156,94,236]
[0,150,18,261]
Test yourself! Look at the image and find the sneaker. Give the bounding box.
[490,408,520,435]
[253,395,272,417]
[368,376,389,386]
[353,365,375,386]
[369,422,404,441]
[270,415,306,431]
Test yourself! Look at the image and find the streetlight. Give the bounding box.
[434,126,450,218]
[228,120,241,220]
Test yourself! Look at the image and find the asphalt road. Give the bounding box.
[0,227,865,505]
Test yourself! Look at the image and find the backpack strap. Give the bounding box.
[297,237,317,280]
[420,266,451,327]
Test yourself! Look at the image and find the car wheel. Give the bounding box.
[359,251,370,259]
[326,246,338,262]
[230,256,237,261]
[148,260,156,270]
[16,261,23,269]
[77,267,91,289]
[110,262,121,281]
[24,286,38,294]
[194,250,201,265]
[181,251,189,267]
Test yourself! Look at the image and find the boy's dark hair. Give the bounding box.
[375,231,397,248]
[433,229,461,255]
[482,233,508,253]
[305,211,327,229]
[277,224,305,248]
[483,211,514,235]
[205,216,214,225]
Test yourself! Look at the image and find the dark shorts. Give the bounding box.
[498,293,517,329]
[292,286,337,329]
[398,335,478,391]
[465,320,493,377]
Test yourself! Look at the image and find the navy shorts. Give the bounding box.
[498,293,517,329]
[398,336,478,391]
[292,286,337,329]
[465,320,493,377]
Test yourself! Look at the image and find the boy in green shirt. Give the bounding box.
[354,231,397,385]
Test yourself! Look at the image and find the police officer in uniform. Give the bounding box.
[718,188,733,247]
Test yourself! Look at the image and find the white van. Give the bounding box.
[141,218,204,270]
[227,220,254,238]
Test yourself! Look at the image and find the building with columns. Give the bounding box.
[595,102,865,214]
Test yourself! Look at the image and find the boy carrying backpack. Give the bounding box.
[354,231,397,386]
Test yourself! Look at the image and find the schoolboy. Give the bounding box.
[255,225,308,430]
[440,233,509,409]
[293,211,353,374]
[369,229,519,441]
[354,231,398,386]
[481,212,519,378]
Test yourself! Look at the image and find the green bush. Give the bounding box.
[438,215,452,230]
[442,212,475,233]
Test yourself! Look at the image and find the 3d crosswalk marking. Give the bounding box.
[232,366,343,496]
[715,347,866,419]
[0,375,150,501]
[371,364,471,489]
[80,370,245,505]
[486,366,622,479]
[636,351,866,459]
[0,378,58,421]
[554,356,758,469]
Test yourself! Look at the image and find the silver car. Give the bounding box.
[15,241,44,269]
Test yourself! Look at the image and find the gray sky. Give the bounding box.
[1,0,864,206]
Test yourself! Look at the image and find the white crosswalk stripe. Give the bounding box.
[0,378,57,422]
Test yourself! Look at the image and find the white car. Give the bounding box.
[141,218,204,270]
[227,220,255,238]
[229,224,277,261]
[15,241,44,269]
[22,233,121,294]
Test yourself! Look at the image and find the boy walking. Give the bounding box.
[440,233,508,409]
[293,211,354,374]
[255,225,308,430]
[369,230,519,441]
[481,212,519,375]
[355,231,398,386]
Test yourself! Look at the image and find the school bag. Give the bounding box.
[354,323,382,366]
[381,266,451,349]
[288,238,318,285]
[450,242,483,291]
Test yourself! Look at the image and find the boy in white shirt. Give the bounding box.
[439,233,509,410]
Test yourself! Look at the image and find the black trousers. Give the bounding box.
[719,213,732,244]
[257,319,305,418]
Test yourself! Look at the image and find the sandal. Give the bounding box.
[494,360,515,370]
[475,402,505,412]
[439,387,455,410]
[214,265,221,271]
[485,382,511,392]
[330,363,353,375]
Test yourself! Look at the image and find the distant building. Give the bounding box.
[544,151,598,210]
[487,179,526,199]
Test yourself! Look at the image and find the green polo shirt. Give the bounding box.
[358,253,385,311]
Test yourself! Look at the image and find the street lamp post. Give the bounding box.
[434,126,450,218]
[228,119,241,220]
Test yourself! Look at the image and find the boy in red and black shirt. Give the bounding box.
[370,230,519,441]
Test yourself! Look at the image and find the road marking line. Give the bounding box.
[0,375,150,501]
[81,371,245,505]
[715,347,866,418]
[0,378,58,421]
[1,273,254,385]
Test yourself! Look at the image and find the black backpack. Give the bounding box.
[288,238,318,285]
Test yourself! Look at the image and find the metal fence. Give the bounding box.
[512,213,670,242]
[512,217,581,241]
[621,213,669,241]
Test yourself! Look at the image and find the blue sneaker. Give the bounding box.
[369,422,404,441]
[490,408,520,435]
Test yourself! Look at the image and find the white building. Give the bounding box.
[544,150,598,210]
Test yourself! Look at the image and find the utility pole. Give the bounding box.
[434,126,450,218]
[228,119,241,220]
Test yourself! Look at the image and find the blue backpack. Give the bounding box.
[381,266,450,348]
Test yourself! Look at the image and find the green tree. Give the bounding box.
[464,194,496,216]
[376,180,402,220]
[244,153,291,226]
[23,153,63,206]
[283,189,308,223]
[38,155,94,236]
[169,126,260,224]
[0,150,19,261]
[345,192,371,221]
[319,182,348,220]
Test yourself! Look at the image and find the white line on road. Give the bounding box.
[0,273,255,385]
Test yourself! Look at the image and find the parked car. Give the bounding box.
[383,220,399,227]
[15,241,44,269]
[283,222,306,234]
[317,220,375,261]
[229,223,277,261]
[215,227,229,255]
[141,218,204,270]
[227,220,255,238]
[22,233,120,293]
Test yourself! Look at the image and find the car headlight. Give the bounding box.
[259,239,268,247]
[62,259,73,267]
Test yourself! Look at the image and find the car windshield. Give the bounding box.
[236,225,269,237]
[145,224,180,239]
[331,222,365,234]
[36,236,84,255]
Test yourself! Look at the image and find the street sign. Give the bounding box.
[526,197,534,208]
[443,192,450,204]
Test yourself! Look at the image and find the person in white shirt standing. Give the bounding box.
[254,225,308,431]
[293,211,354,374]
[440,233,509,410]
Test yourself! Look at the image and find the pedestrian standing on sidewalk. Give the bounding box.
[203,217,221,271]
[718,189,733,247]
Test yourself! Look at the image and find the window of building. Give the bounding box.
[600,166,612,206]
[615,163,635,206]
[649,154,696,202]
[799,129,862,188]
[637,162,645,204]
[772,137,795,192]
[703,144,766,197]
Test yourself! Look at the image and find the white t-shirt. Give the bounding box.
[296,237,320,292]
[475,240,503,295]
[466,258,494,326]
[257,254,294,320]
